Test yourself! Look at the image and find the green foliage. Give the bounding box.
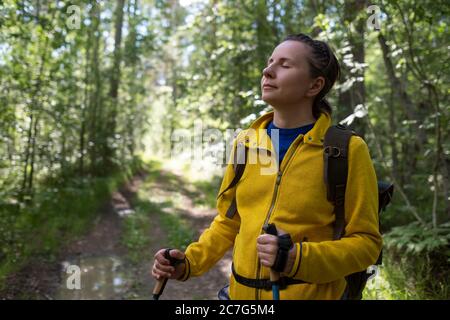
[384,222,450,260]
[159,212,195,251]
[120,159,200,263]
[381,221,450,299]
[0,163,136,289]
[191,176,222,208]
[364,252,449,300]
[121,210,151,264]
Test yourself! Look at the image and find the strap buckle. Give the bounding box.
[277,277,288,290]
[264,277,287,290]
[324,146,341,158]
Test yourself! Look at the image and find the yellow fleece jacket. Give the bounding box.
[179,111,382,300]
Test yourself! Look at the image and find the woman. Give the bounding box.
[151,33,382,300]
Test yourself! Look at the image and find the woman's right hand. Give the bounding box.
[151,248,186,280]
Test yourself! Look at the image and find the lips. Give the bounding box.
[263,83,277,89]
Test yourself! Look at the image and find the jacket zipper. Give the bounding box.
[255,136,304,300]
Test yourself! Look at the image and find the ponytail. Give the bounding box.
[313,98,332,119]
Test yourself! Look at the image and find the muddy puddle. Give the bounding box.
[55,255,132,300]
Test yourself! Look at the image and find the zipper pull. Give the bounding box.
[276,171,282,184]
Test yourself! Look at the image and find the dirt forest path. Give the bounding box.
[1,163,232,300]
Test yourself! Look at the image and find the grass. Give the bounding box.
[120,196,164,264]
[363,250,450,300]
[159,212,195,251]
[0,159,143,290]
[120,159,223,262]
[363,265,407,300]
[121,210,151,264]
[191,175,222,208]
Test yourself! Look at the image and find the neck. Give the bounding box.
[272,100,316,129]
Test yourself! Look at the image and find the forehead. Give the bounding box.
[269,40,310,62]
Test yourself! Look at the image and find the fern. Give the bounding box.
[384,221,450,260]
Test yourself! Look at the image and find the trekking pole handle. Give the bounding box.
[152,248,184,300]
[262,223,280,282]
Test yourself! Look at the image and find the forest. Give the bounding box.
[0,0,449,299]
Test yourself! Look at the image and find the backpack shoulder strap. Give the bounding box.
[323,124,355,240]
[217,141,248,218]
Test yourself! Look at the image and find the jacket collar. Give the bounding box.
[238,111,331,152]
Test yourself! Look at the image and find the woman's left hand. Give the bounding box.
[256,229,296,274]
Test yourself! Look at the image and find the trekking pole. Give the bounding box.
[152,248,184,300]
[262,223,280,300]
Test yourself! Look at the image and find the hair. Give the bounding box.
[282,33,341,119]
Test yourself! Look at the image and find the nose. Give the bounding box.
[262,65,275,79]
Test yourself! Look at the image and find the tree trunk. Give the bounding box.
[343,0,367,137]
[378,32,427,185]
[80,27,92,176]
[21,113,33,200]
[20,20,51,201]
[88,1,102,174]
[125,0,139,157]
[377,33,426,144]
[108,0,126,141]
[388,89,399,182]
[282,0,295,35]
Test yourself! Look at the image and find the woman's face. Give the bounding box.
[261,40,323,108]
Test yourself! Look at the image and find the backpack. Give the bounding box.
[219,123,394,300]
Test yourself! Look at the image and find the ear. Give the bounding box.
[306,76,325,98]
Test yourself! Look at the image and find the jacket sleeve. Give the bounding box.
[291,136,383,284]
[178,138,241,281]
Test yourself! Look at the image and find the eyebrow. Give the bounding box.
[267,57,295,64]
